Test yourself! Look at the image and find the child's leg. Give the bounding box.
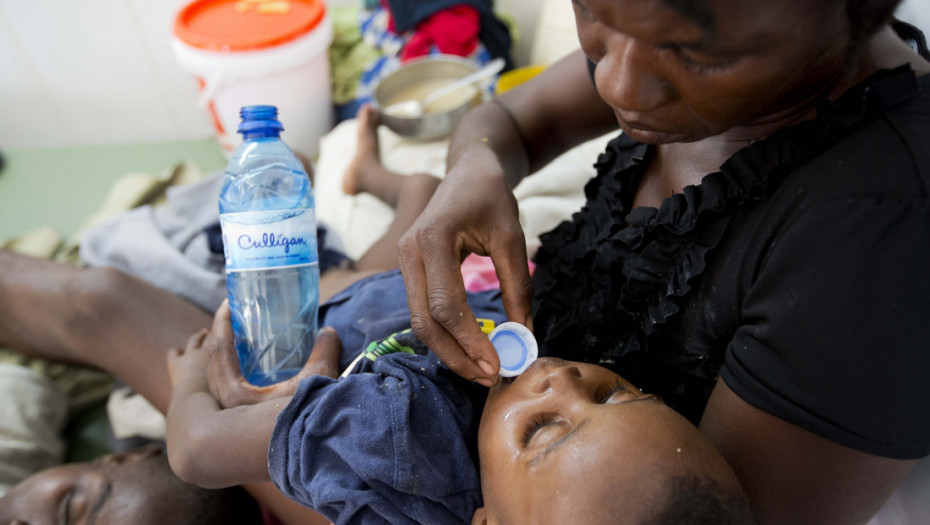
[322,107,443,300]
[0,250,331,525]
[0,249,210,413]
[341,105,442,273]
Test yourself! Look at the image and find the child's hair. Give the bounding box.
[149,453,262,525]
[186,485,262,525]
[644,475,757,525]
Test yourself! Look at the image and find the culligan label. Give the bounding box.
[220,209,317,272]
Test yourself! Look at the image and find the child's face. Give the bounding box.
[0,445,209,525]
[474,357,736,524]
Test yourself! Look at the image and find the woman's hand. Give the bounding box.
[397,150,533,387]
[396,52,617,386]
[204,300,343,408]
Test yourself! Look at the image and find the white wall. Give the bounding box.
[1,0,926,151]
[0,0,213,149]
[0,0,546,150]
[898,0,930,33]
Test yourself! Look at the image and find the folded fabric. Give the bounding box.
[106,386,166,441]
[0,365,68,496]
[80,174,228,313]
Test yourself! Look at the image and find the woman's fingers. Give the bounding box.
[185,328,209,352]
[205,301,240,380]
[489,228,534,332]
[208,300,235,347]
[204,300,256,406]
[299,327,342,379]
[423,247,500,377]
[265,328,344,399]
[399,232,497,386]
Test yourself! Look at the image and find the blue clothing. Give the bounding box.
[269,269,507,524]
[320,269,506,372]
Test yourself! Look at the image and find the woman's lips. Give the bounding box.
[622,119,666,133]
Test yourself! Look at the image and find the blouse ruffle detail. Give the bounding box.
[532,65,924,381]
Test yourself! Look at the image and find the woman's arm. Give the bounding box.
[398,50,618,386]
[446,48,618,187]
[701,379,916,524]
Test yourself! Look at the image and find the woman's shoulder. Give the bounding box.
[735,60,930,216]
[793,67,930,204]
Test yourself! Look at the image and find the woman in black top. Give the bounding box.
[397,1,930,523]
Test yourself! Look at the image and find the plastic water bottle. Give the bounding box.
[219,105,320,386]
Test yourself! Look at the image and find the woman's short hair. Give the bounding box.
[660,0,903,43]
[848,0,903,42]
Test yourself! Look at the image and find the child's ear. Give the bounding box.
[471,507,488,525]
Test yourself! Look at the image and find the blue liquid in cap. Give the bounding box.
[493,331,528,371]
[489,322,537,376]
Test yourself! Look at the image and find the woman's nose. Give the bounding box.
[531,363,583,394]
[596,35,674,113]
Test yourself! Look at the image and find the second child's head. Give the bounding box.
[472,358,755,524]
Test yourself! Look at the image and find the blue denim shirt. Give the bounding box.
[269,269,506,524]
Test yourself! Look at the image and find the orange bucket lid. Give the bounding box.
[174,0,325,52]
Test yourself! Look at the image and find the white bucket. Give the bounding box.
[171,6,333,162]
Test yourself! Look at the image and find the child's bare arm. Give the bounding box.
[165,327,281,488]
[166,306,342,489]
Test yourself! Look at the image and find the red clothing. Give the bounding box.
[396,5,481,61]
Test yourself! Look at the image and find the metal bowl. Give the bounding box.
[372,55,482,141]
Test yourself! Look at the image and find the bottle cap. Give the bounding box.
[238,105,284,137]
[489,322,538,377]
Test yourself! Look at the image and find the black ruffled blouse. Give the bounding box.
[531,46,930,459]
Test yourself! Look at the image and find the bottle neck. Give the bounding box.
[241,129,281,140]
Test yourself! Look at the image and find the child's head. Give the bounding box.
[473,358,754,524]
[0,444,260,525]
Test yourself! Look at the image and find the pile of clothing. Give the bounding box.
[330,0,513,121]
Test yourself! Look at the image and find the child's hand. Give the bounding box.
[206,300,344,408]
[167,328,211,394]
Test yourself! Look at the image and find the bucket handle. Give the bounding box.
[197,69,228,109]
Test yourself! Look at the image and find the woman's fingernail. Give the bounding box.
[477,359,496,376]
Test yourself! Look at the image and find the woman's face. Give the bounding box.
[575,0,853,143]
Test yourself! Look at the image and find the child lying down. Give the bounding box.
[165,270,755,525]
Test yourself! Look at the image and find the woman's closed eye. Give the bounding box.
[657,43,737,73]
[571,0,593,21]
